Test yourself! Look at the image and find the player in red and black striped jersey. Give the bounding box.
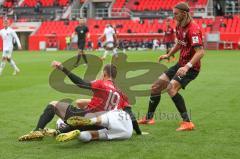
[138,2,205,131]
[19,63,141,141]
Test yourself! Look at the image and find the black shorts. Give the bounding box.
[64,105,89,120]
[78,40,86,50]
[164,63,199,89]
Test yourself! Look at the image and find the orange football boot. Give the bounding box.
[176,121,195,131]
[138,116,155,125]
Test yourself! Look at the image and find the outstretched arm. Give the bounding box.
[158,43,180,62]
[52,61,91,89]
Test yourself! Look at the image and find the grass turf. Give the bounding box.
[0,50,239,159]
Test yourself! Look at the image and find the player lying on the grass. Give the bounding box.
[19,62,141,141]
[138,2,205,131]
[98,24,118,61]
[56,109,133,142]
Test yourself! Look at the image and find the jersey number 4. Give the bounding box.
[104,90,120,110]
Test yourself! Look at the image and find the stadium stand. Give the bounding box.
[21,0,69,7]
[3,0,13,8]
[125,0,208,11]
[112,0,127,9]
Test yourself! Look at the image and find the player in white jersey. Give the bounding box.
[152,39,159,51]
[56,109,133,142]
[99,24,118,61]
[0,19,22,76]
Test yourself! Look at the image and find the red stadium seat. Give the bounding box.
[21,0,69,7]
[124,0,208,11]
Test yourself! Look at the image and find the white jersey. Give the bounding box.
[153,39,159,46]
[104,27,115,42]
[0,27,21,51]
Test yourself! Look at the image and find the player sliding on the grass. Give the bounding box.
[56,109,133,142]
[138,2,205,131]
[18,62,141,141]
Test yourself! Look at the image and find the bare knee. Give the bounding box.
[75,99,84,109]
[167,87,178,97]
[167,81,181,97]
[151,83,161,94]
[49,101,59,107]
[75,99,89,109]
[151,79,169,94]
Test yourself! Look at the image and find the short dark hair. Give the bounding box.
[103,64,117,79]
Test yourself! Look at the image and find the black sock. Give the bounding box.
[75,54,81,65]
[35,104,55,131]
[57,125,76,134]
[82,54,88,64]
[124,107,142,135]
[171,93,190,122]
[146,94,161,120]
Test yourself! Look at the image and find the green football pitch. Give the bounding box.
[0,50,239,159]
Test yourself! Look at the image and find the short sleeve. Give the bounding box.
[91,80,103,90]
[189,27,203,47]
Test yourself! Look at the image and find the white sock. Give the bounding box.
[9,59,19,71]
[102,50,108,58]
[90,117,97,124]
[98,129,108,140]
[113,48,118,55]
[0,61,6,73]
[0,61,6,69]
[78,131,92,142]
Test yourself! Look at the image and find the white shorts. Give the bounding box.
[103,41,115,50]
[100,110,133,140]
[2,48,13,58]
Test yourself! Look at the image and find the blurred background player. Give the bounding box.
[152,38,159,51]
[138,2,205,131]
[72,19,89,67]
[0,19,22,76]
[163,20,176,62]
[65,35,71,50]
[99,24,118,60]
